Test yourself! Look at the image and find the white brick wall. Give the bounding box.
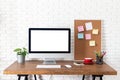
[0,0,120,80]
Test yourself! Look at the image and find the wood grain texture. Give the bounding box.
[3,60,117,75]
[74,20,101,60]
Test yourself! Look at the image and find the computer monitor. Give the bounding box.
[28,28,71,63]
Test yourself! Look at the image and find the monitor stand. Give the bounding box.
[43,58,56,64]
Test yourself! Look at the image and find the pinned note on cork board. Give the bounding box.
[74,20,101,60]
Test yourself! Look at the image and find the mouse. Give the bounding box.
[65,65,72,68]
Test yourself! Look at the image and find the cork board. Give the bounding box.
[74,20,101,60]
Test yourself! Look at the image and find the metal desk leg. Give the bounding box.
[18,75,21,80]
[92,75,96,80]
[17,74,37,80]
[82,75,85,80]
[25,75,28,80]
[100,76,103,80]
[34,75,37,80]
[17,75,28,80]
[92,75,103,80]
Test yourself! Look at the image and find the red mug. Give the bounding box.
[84,58,93,64]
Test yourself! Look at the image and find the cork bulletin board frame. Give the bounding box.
[74,20,101,60]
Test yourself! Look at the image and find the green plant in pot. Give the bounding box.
[14,47,28,63]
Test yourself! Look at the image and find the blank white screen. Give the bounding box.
[31,30,69,52]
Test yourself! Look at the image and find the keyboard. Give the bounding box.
[36,65,61,68]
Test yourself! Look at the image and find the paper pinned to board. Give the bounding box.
[89,40,95,46]
[78,26,84,32]
[92,29,99,34]
[78,33,84,39]
[85,22,93,30]
[85,34,91,40]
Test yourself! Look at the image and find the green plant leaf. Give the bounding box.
[14,47,28,56]
[14,48,21,52]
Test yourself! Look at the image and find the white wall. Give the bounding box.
[0,0,120,80]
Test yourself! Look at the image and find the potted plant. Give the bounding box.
[14,47,28,63]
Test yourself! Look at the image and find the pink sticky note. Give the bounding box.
[78,26,84,32]
[85,34,91,40]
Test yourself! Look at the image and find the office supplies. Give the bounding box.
[92,29,99,34]
[74,20,101,60]
[89,40,96,46]
[94,51,106,64]
[65,65,72,68]
[36,65,61,68]
[73,62,84,66]
[85,22,93,30]
[78,33,84,39]
[78,26,84,32]
[85,34,91,40]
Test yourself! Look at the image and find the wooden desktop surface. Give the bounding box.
[3,60,117,75]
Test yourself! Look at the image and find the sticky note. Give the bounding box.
[89,40,95,46]
[92,29,99,34]
[85,34,91,40]
[85,22,93,30]
[78,33,84,39]
[78,26,84,32]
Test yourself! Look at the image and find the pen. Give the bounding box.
[101,51,106,58]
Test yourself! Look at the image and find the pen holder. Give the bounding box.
[96,56,103,65]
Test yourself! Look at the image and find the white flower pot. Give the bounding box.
[17,55,25,63]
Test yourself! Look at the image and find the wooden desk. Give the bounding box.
[3,60,117,79]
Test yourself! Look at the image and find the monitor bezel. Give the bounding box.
[29,28,71,53]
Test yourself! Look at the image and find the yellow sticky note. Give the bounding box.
[89,40,95,46]
[92,29,98,34]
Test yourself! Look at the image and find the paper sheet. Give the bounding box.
[85,22,93,30]
[78,26,84,32]
[85,34,91,40]
[92,29,98,34]
[89,40,95,46]
[78,33,84,39]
